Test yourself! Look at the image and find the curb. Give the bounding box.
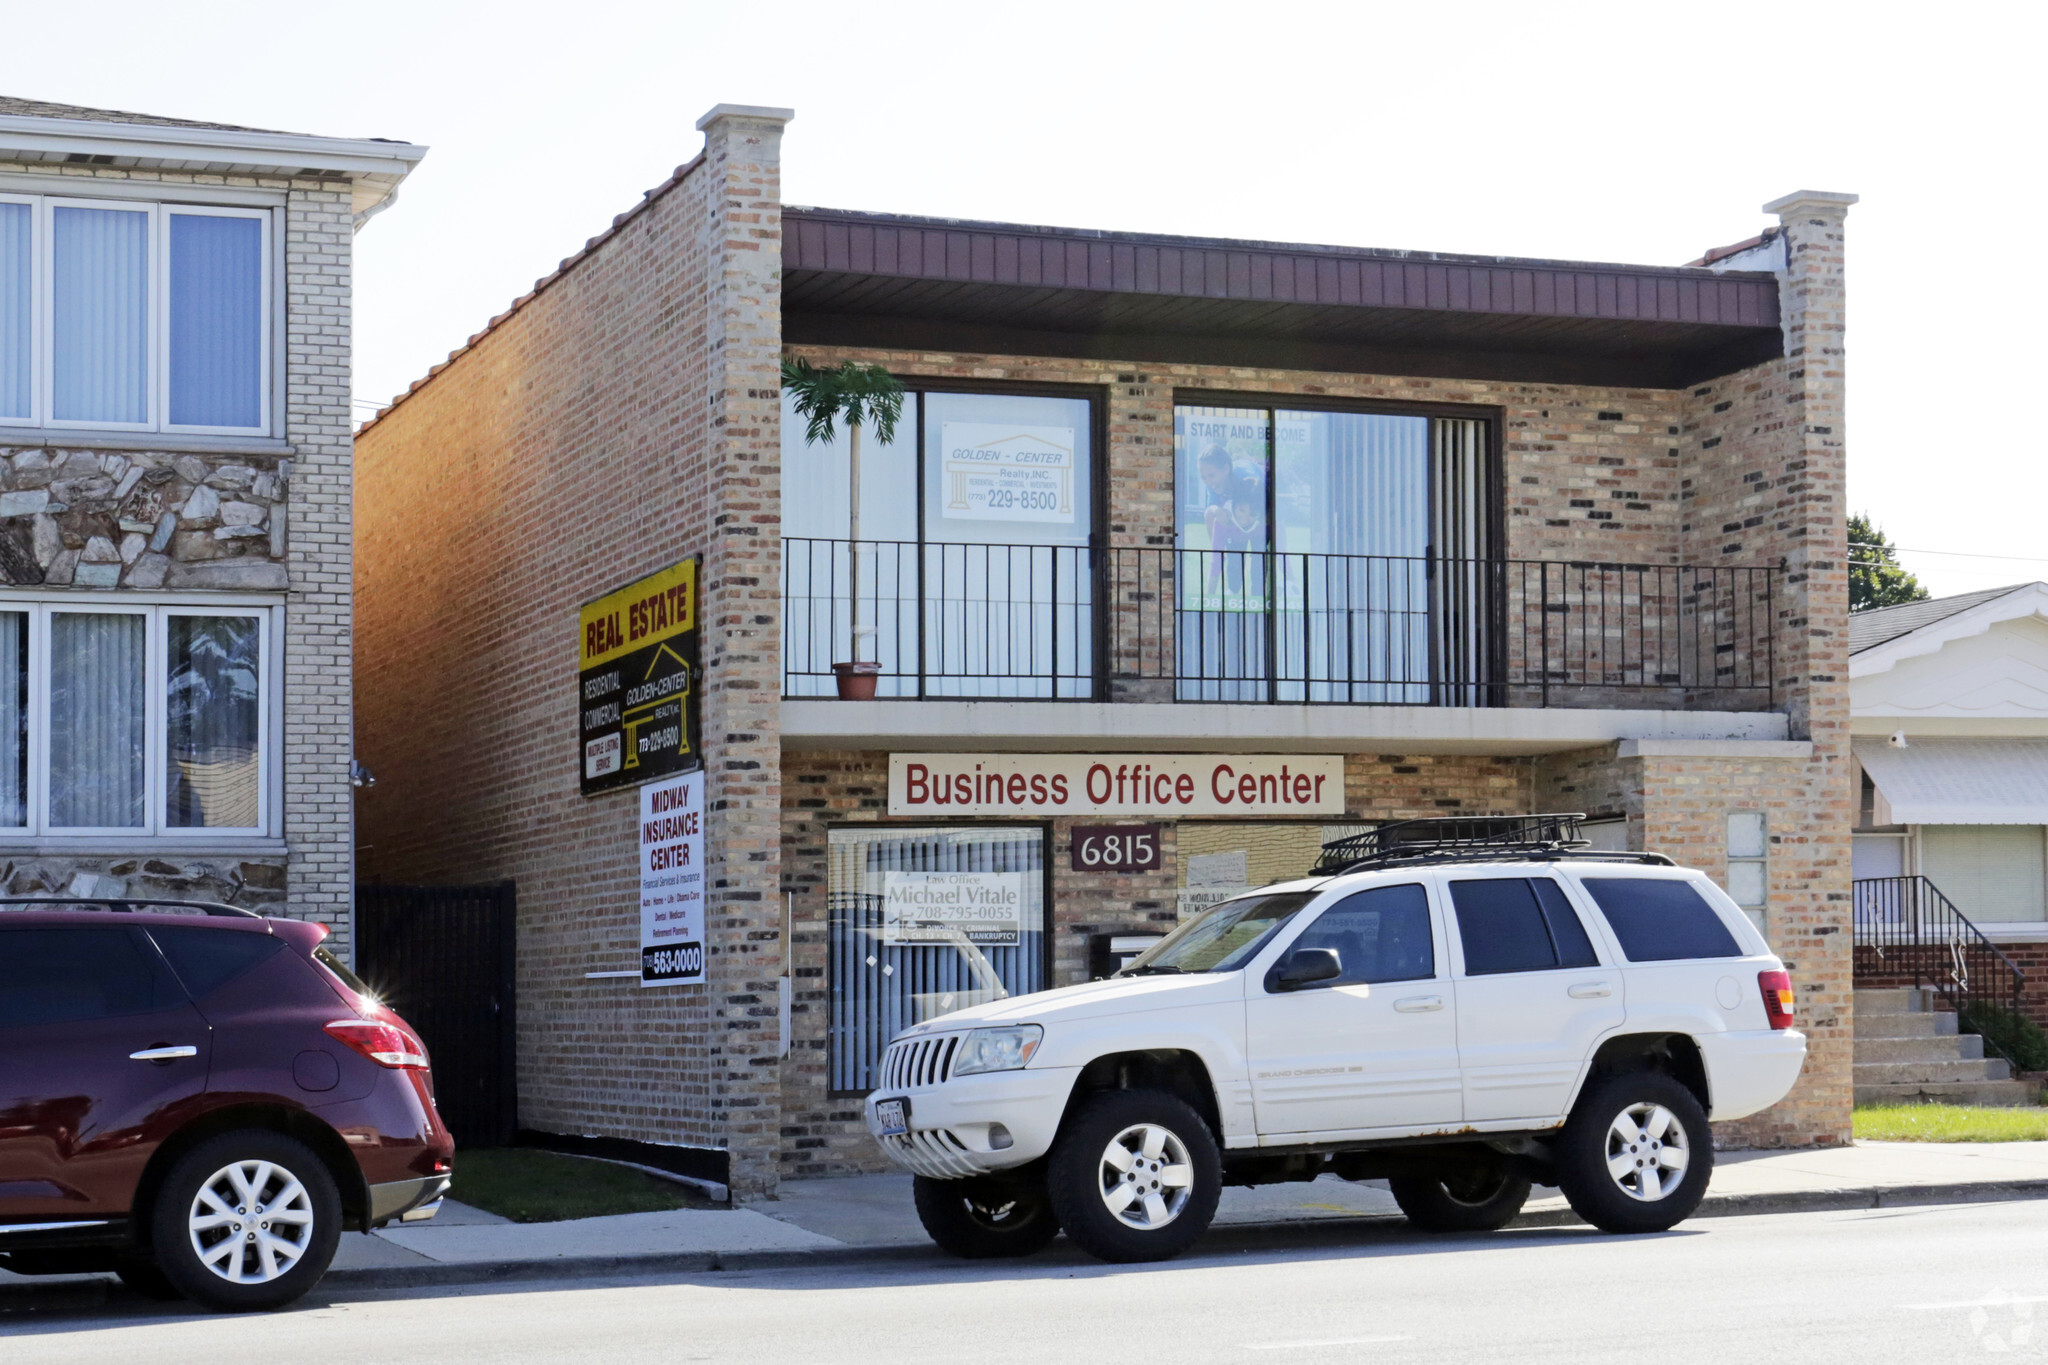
[314,1176,2048,1290]
[11,1178,2048,1305]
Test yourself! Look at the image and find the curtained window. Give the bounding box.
[0,602,275,836]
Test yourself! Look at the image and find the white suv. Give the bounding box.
[865,819,1806,1264]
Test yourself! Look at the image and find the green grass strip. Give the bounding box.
[449,1148,717,1223]
[1853,1103,2048,1143]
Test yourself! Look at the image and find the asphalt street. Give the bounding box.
[6,1199,2048,1363]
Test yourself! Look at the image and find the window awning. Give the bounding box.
[1853,738,2048,824]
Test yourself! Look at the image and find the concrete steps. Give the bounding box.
[1852,987,2039,1108]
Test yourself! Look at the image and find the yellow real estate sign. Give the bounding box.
[578,559,698,795]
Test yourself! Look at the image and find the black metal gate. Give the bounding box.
[355,881,518,1148]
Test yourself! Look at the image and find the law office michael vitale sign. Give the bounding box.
[888,754,1345,817]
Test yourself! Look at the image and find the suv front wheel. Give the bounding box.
[1554,1071,1713,1234]
[1046,1089,1221,1263]
[151,1130,343,1311]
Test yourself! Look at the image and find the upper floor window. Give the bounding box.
[0,195,272,436]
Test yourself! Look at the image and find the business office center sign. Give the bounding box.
[888,753,1344,817]
[579,559,700,796]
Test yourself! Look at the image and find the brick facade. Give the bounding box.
[354,117,1853,1193]
[0,154,373,954]
[353,107,791,1196]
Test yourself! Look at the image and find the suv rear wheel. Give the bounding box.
[151,1130,342,1311]
[1554,1070,1713,1234]
[1388,1166,1533,1233]
[912,1175,1061,1259]
[1046,1089,1220,1264]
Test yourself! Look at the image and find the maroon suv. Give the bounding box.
[0,899,454,1311]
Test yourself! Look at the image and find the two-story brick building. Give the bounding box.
[353,104,1853,1198]
[0,98,421,952]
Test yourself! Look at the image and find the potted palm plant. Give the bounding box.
[782,358,905,700]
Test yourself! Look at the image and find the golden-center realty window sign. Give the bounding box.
[579,559,699,796]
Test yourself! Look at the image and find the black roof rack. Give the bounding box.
[0,896,262,919]
[1313,814,1675,877]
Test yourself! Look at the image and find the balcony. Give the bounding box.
[782,538,1778,713]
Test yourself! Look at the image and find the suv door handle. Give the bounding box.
[1393,995,1444,1013]
[129,1045,198,1063]
[1567,983,1612,999]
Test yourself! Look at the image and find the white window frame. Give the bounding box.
[0,193,273,438]
[157,203,274,438]
[0,596,282,841]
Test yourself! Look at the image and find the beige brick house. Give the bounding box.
[353,103,1853,1197]
[0,97,422,953]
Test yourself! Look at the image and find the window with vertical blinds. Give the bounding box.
[0,193,271,435]
[0,600,277,837]
[827,825,1047,1093]
[0,201,29,421]
[1172,400,1497,704]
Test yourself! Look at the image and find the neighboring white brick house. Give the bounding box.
[0,98,424,954]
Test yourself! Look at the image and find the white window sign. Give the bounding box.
[881,870,1025,946]
[639,771,704,986]
[939,422,1076,524]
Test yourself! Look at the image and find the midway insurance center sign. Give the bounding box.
[888,754,1344,816]
[580,559,700,796]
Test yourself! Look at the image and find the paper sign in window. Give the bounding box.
[939,423,1076,524]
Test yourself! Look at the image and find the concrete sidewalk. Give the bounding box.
[10,1140,2048,1298]
[319,1138,2048,1279]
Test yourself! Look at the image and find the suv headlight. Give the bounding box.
[952,1025,1043,1076]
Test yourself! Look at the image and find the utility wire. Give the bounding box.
[1848,540,2048,564]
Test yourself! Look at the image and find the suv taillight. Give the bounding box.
[1758,970,1795,1029]
[325,1019,428,1069]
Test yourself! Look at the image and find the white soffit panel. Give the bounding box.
[1852,737,2048,824]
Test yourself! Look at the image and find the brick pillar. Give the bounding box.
[284,184,359,956]
[1713,190,1858,1145]
[696,103,791,1199]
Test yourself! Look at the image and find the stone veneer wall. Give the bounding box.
[0,160,357,953]
[353,111,790,1195]
[778,749,1534,1178]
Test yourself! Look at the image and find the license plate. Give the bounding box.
[874,1098,908,1137]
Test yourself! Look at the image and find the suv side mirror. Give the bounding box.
[1268,947,1342,992]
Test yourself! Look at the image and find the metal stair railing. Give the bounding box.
[1854,875,2026,1057]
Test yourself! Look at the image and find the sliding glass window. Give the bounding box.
[1173,401,1496,704]
[783,384,1095,699]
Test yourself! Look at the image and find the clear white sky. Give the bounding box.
[6,0,2040,595]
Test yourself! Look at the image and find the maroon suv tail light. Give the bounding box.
[325,1018,429,1069]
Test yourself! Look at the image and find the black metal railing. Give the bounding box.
[783,538,1779,709]
[1854,875,2025,1018]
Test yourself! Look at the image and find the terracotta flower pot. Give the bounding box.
[832,661,882,700]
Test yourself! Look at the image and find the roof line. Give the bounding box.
[356,152,707,438]
[783,205,1778,283]
[0,111,425,177]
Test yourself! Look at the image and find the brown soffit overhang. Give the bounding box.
[782,208,1784,390]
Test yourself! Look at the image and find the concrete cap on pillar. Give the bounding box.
[696,103,796,131]
[1762,189,1859,218]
